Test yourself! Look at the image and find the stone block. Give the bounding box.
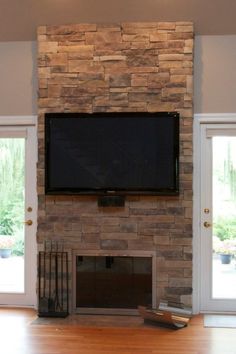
[171,237,192,246]
[93,95,110,107]
[128,239,155,250]
[61,80,108,95]
[38,67,51,79]
[148,72,170,88]
[82,224,100,234]
[97,23,121,32]
[154,236,170,245]
[37,26,46,35]
[180,294,192,307]
[157,22,176,30]
[85,31,122,45]
[131,74,148,87]
[38,79,48,89]
[101,232,137,240]
[46,53,67,66]
[147,102,177,112]
[175,25,194,33]
[100,239,128,250]
[109,73,131,87]
[121,23,158,36]
[149,33,168,42]
[99,55,126,61]
[162,87,186,97]
[169,277,192,287]
[131,42,151,50]
[126,49,157,66]
[166,287,192,295]
[46,24,97,35]
[58,44,94,56]
[122,34,150,42]
[170,67,193,75]
[130,66,158,73]
[48,85,61,98]
[168,33,193,40]
[159,53,184,61]
[68,60,104,73]
[159,61,183,69]
[38,41,58,53]
[109,92,129,106]
[48,34,85,42]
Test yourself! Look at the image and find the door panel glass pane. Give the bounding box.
[212,137,236,299]
[0,138,25,293]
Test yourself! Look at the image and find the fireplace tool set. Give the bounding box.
[38,240,69,317]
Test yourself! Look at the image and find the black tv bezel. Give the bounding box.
[44,111,180,196]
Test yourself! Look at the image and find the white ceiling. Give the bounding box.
[1,0,236,41]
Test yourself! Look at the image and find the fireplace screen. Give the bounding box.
[76,256,152,309]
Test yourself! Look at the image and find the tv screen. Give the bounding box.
[45,112,179,195]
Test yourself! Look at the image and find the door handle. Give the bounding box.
[24,219,33,226]
[203,221,211,228]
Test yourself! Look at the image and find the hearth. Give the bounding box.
[73,251,157,314]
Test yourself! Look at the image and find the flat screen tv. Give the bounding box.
[45,112,179,196]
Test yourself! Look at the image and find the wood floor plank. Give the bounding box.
[0,309,236,354]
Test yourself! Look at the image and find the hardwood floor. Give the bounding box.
[0,308,236,354]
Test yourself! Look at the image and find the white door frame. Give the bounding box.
[193,113,236,314]
[0,115,37,308]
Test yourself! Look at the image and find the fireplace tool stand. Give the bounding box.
[38,240,69,317]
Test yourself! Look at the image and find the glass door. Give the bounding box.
[0,126,37,306]
[200,124,236,312]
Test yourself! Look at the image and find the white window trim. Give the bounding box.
[193,113,236,314]
[0,115,37,308]
[0,115,37,126]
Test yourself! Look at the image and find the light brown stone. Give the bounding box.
[159,53,184,61]
[131,74,148,87]
[58,45,94,56]
[159,61,183,69]
[122,34,150,42]
[68,60,104,73]
[99,55,126,61]
[126,49,157,67]
[122,22,159,29]
[150,33,168,42]
[37,26,46,35]
[147,102,177,112]
[97,23,121,32]
[85,31,122,45]
[175,25,194,33]
[109,73,131,87]
[37,21,194,308]
[109,92,129,106]
[46,53,68,66]
[48,85,61,98]
[162,87,186,96]
[168,32,193,40]
[46,24,97,35]
[38,41,58,53]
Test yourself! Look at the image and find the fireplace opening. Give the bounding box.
[74,253,156,314]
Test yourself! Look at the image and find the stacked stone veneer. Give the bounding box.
[37,22,193,307]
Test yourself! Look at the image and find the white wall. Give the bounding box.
[194,35,236,113]
[0,41,37,116]
[0,36,236,115]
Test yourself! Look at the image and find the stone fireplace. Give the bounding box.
[37,21,193,312]
[73,250,156,314]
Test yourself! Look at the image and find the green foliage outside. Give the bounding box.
[0,208,14,235]
[213,217,236,241]
[0,139,25,255]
